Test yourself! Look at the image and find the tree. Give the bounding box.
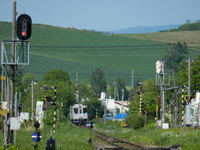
[43,69,76,116]
[130,79,159,118]
[83,98,103,120]
[163,42,188,72]
[90,68,107,95]
[114,78,129,100]
[76,80,94,100]
[142,80,160,118]
[21,73,37,88]
[176,55,200,97]
[191,55,200,94]
[43,69,71,84]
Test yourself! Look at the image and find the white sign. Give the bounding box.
[2,101,8,110]
[10,117,21,130]
[20,112,29,122]
[156,60,164,74]
[162,123,169,129]
[36,101,44,123]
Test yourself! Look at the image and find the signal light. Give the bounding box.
[17,14,32,40]
[22,31,27,36]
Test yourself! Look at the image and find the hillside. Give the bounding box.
[170,20,200,31]
[119,31,200,51]
[0,22,198,85]
[111,24,180,34]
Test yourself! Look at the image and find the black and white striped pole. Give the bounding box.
[52,86,57,134]
[138,82,143,114]
[181,86,185,133]
[139,91,143,114]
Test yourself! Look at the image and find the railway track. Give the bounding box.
[94,131,181,150]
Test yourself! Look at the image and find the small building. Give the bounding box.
[99,92,130,120]
[115,101,130,113]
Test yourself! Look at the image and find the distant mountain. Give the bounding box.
[111,24,180,34]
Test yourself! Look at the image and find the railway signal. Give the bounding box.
[87,122,94,144]
[34,121,40,129]
[17,14,32,40]
[32,132,42,142]
[46,137,56,150]
[86,122,94,129]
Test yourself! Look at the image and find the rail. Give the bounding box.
[94,131,181,150]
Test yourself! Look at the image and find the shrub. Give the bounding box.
[126,113,145,129]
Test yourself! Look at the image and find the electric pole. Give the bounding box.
[76,72,79,85]
[131,69,134,88]
[122,89,124,119]
[188,58,191,96]
[31,81,34,119]
[8,1,17,144]
[2,1,32,146]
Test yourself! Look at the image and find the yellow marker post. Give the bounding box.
[0,76,6,80]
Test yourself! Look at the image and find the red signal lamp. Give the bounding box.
[22,31,27,36]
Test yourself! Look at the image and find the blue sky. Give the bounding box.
[0,0,200,31]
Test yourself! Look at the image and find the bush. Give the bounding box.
[0,117,4,131]
[126,113,144,129]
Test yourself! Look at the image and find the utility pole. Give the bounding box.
[76,72,79,85]
[161,70,165,123]
[14,91,17,145]
[172,71,178,127]
[155,60,170,124]
[131,69,134,88]
[114,81,117,100]
[103,95,107,124]
[122,89,124,119]
[7,1,17,144]
[188,58,191,96]
[31,81,34,119]
[2,1,32,146]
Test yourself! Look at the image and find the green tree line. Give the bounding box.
[160,20,200,32]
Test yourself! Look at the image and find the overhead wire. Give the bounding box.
[30,44,168,49]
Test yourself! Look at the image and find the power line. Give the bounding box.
[30,44,168,49]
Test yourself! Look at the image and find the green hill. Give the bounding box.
[119,31,200,51]
[0,22,198,85]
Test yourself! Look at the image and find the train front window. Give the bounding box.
[83,108,87,113]
[74,108,78,114]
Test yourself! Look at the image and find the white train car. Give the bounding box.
[70,104,88,125]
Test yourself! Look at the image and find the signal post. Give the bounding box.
[1,1,32,145]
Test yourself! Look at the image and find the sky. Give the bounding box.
[0,0,200,31]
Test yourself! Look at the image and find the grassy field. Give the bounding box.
[95,120,200,150]
[119,31,200,51]
[1,120,200,150]
[0,22,199,85]
[0,122,94,150]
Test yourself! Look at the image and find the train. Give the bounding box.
[69,104,88,125]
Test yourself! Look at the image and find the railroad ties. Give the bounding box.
[94,131,181,150]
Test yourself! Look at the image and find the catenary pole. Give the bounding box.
[188,58,191,96]
[131,69,134,88]
[7,0,17,144]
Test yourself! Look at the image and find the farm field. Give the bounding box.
[0,22,199,84]
[119,31,200,51]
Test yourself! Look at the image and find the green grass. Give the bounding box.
[1,120,200,150]
[94,120,200,150]
[0,122,94,150]
[0,22,199,84]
